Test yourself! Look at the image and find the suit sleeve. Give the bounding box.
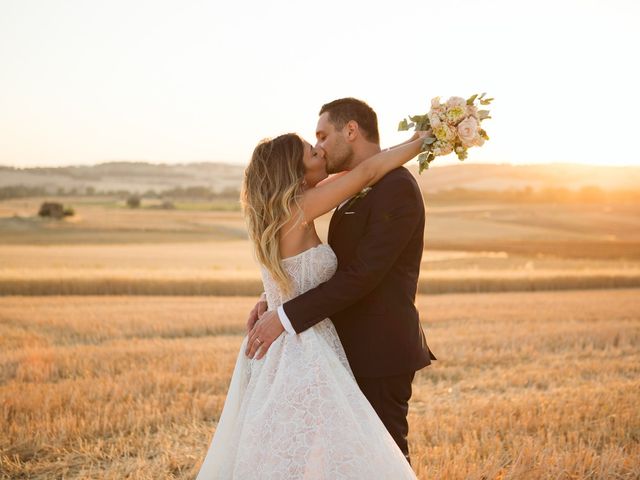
[282,174,421,333]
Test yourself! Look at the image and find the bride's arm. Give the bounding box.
[314,171,348,189]
[314,132,420,189]
[299,134,425,223]
[384,131,423,151]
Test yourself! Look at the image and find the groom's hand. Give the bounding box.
[245,310,284,360]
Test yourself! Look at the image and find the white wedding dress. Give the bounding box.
[196,244,417,479]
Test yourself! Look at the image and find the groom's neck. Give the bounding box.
[348,143,381,170]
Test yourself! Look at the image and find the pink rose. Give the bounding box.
[457,116,479,147]
[431,97,442,110]
[473,136,485,147]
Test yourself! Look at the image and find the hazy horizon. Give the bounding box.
[4,158,640,171]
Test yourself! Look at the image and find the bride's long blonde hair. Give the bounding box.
[241,133,306,295]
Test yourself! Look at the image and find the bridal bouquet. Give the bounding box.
[398,93,493,173]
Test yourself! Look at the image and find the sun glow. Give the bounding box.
[0,0,638,168]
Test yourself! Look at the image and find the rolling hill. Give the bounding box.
[1,161,639,195]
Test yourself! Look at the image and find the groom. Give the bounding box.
[245,97,436,463]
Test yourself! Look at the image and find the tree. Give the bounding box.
[38,202,65,219]
[126,195,141,208]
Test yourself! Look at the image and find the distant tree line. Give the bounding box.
[2,183,640,204]
[424,186,640,204]
[0,185,50,199]
[148,186,240,200]
[0,185,241,200]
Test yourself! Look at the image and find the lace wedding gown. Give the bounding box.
[196,244,417,479]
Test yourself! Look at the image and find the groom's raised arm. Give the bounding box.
[279,171,421,334]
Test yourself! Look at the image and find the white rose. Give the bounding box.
[429,112,442,128]
[433,140,453,156]
[445,105,467,125]
[446,96,466,108]
[434,123,456,142]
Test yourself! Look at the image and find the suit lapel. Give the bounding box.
[328,193,368,245]
[328,204,344,245]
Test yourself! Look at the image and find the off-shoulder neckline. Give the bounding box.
[281,244,331,262]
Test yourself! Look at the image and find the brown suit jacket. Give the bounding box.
[282,166,436,378]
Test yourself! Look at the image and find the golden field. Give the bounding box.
[1,291,639,479]
[1,197,640,296]
[1,195,640,479]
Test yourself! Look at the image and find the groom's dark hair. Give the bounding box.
[320,98,380,144]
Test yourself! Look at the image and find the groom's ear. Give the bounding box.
[345,120,360,142]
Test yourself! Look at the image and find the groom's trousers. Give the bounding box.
[355,371,416,464]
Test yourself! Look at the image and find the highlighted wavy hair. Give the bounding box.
[241,133,306,295]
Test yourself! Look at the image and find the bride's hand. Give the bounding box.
[414,129,432,140]
[386,129,433,152]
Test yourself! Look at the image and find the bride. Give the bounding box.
[196,130,427,479]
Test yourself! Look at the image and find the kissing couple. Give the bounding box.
[197,97,437,479]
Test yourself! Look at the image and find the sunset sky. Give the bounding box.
[1,0,638,168]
